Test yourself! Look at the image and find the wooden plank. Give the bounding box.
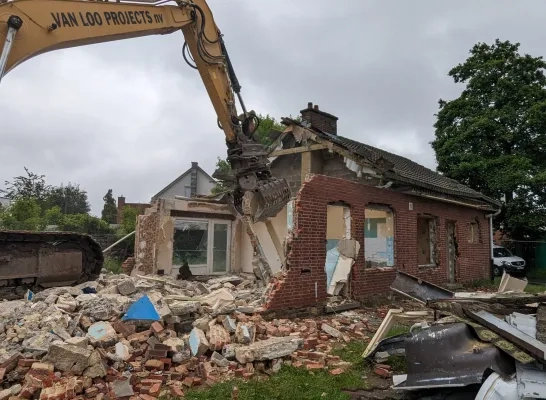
[465,309,546,360]
[270,143,328,157]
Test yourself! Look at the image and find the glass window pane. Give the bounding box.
[172,220,208,266]
[212,223,228,273]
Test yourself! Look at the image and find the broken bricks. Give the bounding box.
[0,271,377,400]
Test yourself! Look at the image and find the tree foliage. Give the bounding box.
[0,168,112,235]
[2,168,90,215]
[431,39,546,239]
[1,167,51,206]
[0,198,44,231]
[101,189,118,224]
[45,183,91,215]
[212,113,295,193]
[211,157,232,194]
[120,206,138,234]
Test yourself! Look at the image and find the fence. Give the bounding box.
[498,239,546,278]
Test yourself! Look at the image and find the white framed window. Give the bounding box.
[172,218,231,275]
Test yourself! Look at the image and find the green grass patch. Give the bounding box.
[184,341,371,400]
[104,256,122,274]
[525,282,546,294]
[526,268,546,280]
[386,325,410,338]
[465,278,497,290]
[386,355,406,373]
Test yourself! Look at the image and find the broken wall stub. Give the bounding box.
[264,175,492,311]
[134,197,245,277]
[133,209,161,276]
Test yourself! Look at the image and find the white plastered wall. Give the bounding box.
[239,204,289,274]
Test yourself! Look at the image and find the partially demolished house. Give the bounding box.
[131,102,500,312]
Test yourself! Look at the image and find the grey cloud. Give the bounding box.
[2,0,546,215]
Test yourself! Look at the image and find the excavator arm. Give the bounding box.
[0,0,290,222]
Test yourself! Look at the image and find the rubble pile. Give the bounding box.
[374,270,546,398]
[0,273,372,399]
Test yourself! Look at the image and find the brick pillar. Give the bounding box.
[117,196,126,224]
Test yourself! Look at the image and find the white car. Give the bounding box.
[493,245,526,277]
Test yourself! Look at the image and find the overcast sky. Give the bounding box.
[1,0,544,216]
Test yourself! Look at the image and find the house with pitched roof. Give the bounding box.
[116,162,217,224]
[262,102,501,310]
[130,103,500,313]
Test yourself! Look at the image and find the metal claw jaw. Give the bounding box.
[226,177,291,223]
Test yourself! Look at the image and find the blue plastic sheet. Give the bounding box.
[122,294,160,321]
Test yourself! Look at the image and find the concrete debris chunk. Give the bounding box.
[45,344,90,375]
[321,323,342,338]
[222,343,242,360]
[65,337,89,348]
[170,301,201,316]
[222,315,237,333]
[115,342,130,361]
[0,389,11,400]
[235,323,254,344]
[117,278,137,296]
[193,315,212,332]
[112,379,134,398]
[86,321,117,347]
[55,293,78,312]
[163,337,185,352]
[235,337,304,363]
[207,325,231,351]
[83,350,107,378]
[80,297,121,321]
[195,282,210,295]
[172,350,191,363]
[211,351,229,367]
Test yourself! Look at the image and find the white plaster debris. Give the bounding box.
[0,271,372,399]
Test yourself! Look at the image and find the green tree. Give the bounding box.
[0,198,44,231]
[251,113,285,146]
[120,206,138,233]
[431,39,546,239]
[211,113,299,194]
[1,167,51,206]
[211,157,232,194]
[44,206,63,226]
[45,183,91,215]
[101,189,118,224]
[58,213,113,234]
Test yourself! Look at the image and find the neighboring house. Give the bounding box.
[0,197,10,208]
[131,102,500,313]
[152,162,217,201]
[116,162,217,224]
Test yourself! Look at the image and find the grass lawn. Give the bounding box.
[182,326,411,400]
[464,276,546,294]
[183,341,369,400]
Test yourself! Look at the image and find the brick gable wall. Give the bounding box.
[265,174,491,311]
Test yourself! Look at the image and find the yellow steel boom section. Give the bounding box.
[0,0,237,143]
[0,0,292,222]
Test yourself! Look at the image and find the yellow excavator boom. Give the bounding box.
[0,0,291,222]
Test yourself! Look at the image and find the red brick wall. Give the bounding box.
[265,174,491,311]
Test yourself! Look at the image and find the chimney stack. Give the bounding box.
[300,102,338,135]
[190,162,198,197]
